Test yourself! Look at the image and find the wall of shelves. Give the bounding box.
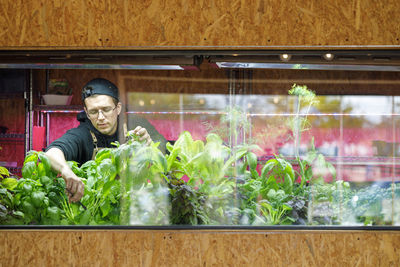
[31,105,83,151]
[0,133,25,141]
[0,92,26,174]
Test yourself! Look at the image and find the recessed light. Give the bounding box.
[279,54,291,61]
[323,53,334,60]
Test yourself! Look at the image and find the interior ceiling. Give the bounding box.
[0,50,398,70]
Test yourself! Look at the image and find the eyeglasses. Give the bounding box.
[87,106,117,118]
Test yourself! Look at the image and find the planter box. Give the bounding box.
[42,94,73,105]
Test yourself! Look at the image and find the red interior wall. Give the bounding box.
[0,98,25,173]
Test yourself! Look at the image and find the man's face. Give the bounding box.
[84,95,121,136]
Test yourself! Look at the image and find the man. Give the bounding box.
[45,78,165,203]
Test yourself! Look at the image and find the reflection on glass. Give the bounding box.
[3,79,400,227]
[121,90,400,226]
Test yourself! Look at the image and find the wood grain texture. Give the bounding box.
[0,0,399,48]
[1,230,400,266]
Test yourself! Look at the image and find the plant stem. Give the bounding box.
[294,95,301,160]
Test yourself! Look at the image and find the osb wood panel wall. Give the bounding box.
[0,0,399,49]
[1,230,400,266]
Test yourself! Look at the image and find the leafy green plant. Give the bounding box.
[0,166,23,224]
[286,85,340,224]
[236,155,303,225]
[117,137,169,225]
[167,176,209,225]
[72,149,121,225]
[165,131,260,224]
[2,83,395,227]
[288,84,318,158]
[0,151,68,225]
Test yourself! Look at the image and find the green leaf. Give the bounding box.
[24,151,38,164]
[304,150,317,165]
[1,178,18,190]
[166,146,180,172]
[284,162,295,181]
[100,200,111,217]
[276,189,286,201]
[304,166,313,181]
[47,206,61,221]
[276,157,289,172]
[327,162,337,181]
[283,172,293,194]
[266,175,279,190]
[95,148,112,163]
[267,189,276,200]
[40,176,52,187]
[192,140,205,156]
[166,141,174,153]
[22,161,37,179]
[246,152,258,171]
[0,166,10,178]
[12,193,22,206]
[261,159,278,179]
[156,149,168,173]
[79,209,91,225]
[97,158,117,181]
[38,152,52,173]
[173,131,194,162]
[21,198,34,214]
[223,149,247,172]
[102,180,114,198]
[22,183,33,194]
[37,163,47,177]
[250,169,260,179]
[67,161,85,178]
[81,160,96,170]
[31,191,46,208]
[12,211,24,219]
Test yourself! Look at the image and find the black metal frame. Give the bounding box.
[1,225,400,231]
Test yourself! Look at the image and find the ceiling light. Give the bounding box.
[279,54,291,62]
[323,53,334,60]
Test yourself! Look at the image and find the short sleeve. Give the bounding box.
[45,127,92,165]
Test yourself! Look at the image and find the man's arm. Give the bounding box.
[45,147,84,202]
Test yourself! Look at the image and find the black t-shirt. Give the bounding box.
[46,111,118,165]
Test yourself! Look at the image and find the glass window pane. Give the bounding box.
[2,51,400,227]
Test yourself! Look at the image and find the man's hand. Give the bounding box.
[45,147,85,203]
[63,171,85,203]
[129,126,153,145]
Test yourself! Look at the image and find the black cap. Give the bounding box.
[81,78,119,101]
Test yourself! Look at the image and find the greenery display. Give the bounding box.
[1,85,399,226]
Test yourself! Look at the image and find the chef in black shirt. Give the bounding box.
[45,78,164,202]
